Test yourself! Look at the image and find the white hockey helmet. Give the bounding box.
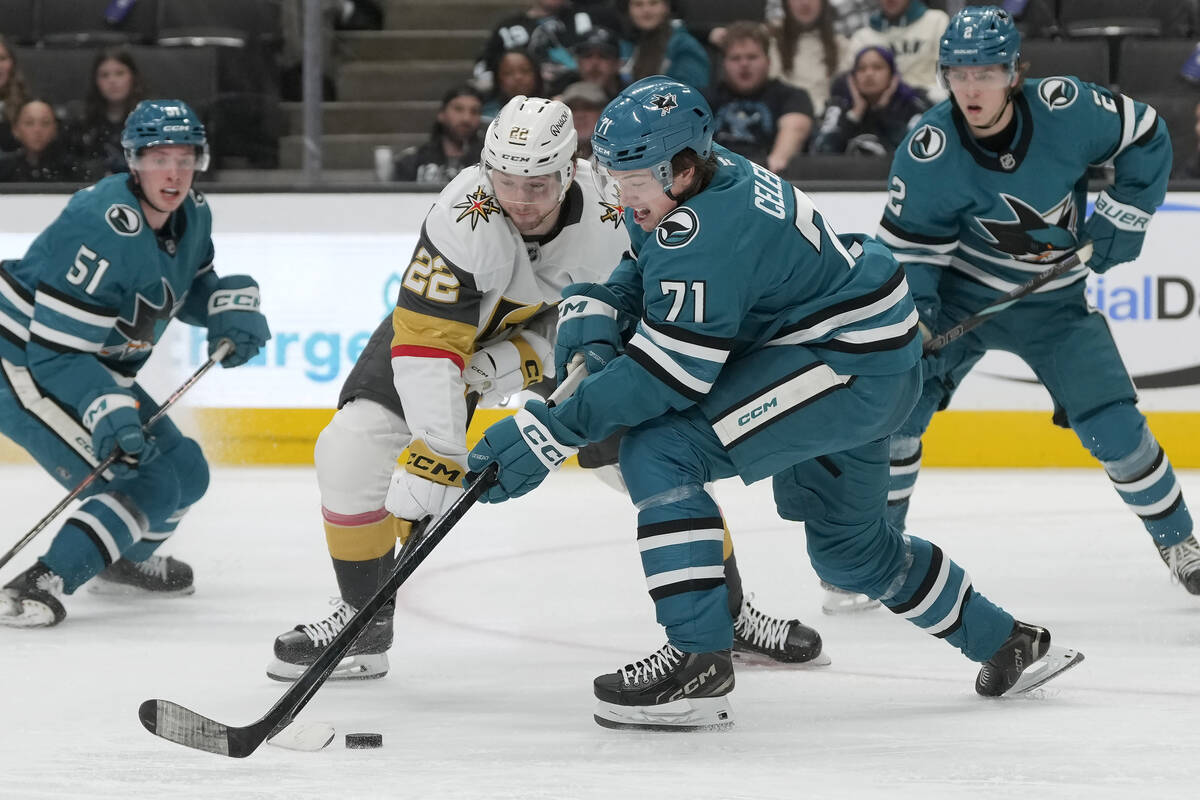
[483,95,578,201]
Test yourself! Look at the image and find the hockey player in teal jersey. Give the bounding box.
[0,100,270,628]
[880,6,1200,596]
[465,75,1083,730]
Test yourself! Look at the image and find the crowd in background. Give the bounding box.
[5,0,1200,184]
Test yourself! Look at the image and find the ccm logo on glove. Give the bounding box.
[405,440,465,485]
[208,286,261,313]
[516,408,572,468]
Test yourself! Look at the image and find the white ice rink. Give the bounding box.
[1,464,1198,800]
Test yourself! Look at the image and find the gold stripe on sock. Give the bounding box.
[723,524,733,560]
[325,517,397,561]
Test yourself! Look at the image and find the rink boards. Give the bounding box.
[1,189,1197,467]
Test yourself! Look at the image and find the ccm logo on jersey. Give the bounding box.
[908,125,946,162]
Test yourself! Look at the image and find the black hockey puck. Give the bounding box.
[345,733,383,749]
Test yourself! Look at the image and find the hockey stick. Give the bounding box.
[0,339,234,574]
[923,242,1093,354]
[138,362,588,758]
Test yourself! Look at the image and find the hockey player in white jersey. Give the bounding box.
[266,96,824,681]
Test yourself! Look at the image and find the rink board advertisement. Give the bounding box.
[1,189,1197,466]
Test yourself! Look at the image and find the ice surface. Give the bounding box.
[1,465,1198,799]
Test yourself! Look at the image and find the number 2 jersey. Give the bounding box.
[0,174,217,420]
[878,76,1170,318]
[549,143,923,479]
[381,160,631,451]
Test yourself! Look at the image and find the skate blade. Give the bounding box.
[0,599,62,628]
[266,653,389,683]
[267,720,336,752]
[1005,646,1085,696]
[820,589,881,615]
[593,696,734,732]
[86,581,196,598]
[733,649,831,668]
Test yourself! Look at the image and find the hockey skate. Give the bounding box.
[593,643,735,731]
[732,594,830,667]
[0,562,67,628]
[975,621,1084,697]
[267,598,394,681]
[1156,535,1200,595]
[87,555,195,596]
[819,579,881,615]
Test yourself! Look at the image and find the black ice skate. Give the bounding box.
[1156,535,1200,595]
[593,643,734,731]
[732,594,830,667]
[819,579,881,615]
[266,598,394,682]
[975,621,1084,697]
[0,562,67,628]
[88,555,195,596]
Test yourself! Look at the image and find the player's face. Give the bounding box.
[946,64,1015,129]
[605,167,689,232]
[723,40,770,94]
[132,145,197,213]
[490,170,565,235]
[96,58,134,106]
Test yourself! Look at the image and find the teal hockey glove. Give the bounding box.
[1083,193,1151,273]
[555,283,626,378]
[81,389,156,477]
[206,275,271,367]
[465,400,582,503]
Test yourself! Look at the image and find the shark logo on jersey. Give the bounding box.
[1038,78,1078,111]
[106,277,183,357]
[908,125,946,161]
[453,186,503,230]
[599,201,624,228]
[656,207,699,249]
[645,93,678,116]
[105,204,142,236]
[976,192,1078,262]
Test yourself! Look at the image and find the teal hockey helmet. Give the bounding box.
[121,99,210,170]
[939,6,1021,70]
[590,75,712,197]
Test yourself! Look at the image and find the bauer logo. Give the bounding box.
[1038,77,1078,111]
[656,207,699,249]
[908,125,945,162]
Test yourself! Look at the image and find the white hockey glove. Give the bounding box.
[463,331,553,407]
[385,438,468,522]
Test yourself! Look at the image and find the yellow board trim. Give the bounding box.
[1,409,1196,468]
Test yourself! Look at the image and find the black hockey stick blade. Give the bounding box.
[923,245,1090,354]
[138,461,499,758]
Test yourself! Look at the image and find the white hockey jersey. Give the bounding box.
[389,160,631,451]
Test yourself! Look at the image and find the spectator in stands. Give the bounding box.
[828,0,876,38]
[621,0,711,90]
[849,0,949,102]
[0,100,92,183]
[482,50,546,120]
[770,0,852,114]
[551,26,626,98]
[474,1,622,94]
[560,80,608,158]
[811,44,929,155]
[393,86,484,184]
[0,35,31,153]
[63,47,145,177]
[1180,100,1200,178]
[706,22,814,173]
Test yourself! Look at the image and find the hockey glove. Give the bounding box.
[466,399,583,503]
[206,275,272,367]
[385,437,468,522]
[555,283,627,379]
[464,331,553,407]
[81,389,156,478]
[1082,192,1151,273]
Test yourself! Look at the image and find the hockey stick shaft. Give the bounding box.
[923,245,1091,354]
[0,339,233,574]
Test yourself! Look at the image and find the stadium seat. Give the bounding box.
[1115,38,1198,96]
[1058,0,1194,38]
[784,154,890,185]
[677,0,767,28]
[156,0,279,48]
[1022,39,1111,86]
[1132,92,1197,172]
[965,0,1059,38]
[0,0,37,45]
[38,0,158,46]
